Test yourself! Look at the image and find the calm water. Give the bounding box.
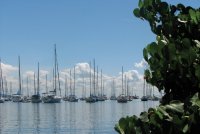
[0,100,159,134]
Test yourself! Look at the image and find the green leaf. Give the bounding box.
[189,9,198,24]
[159,2,169,14]
[166,101,184,113]
[182,38,191,48]
[140,112,149,122]
[119,118,128,131]
[138,0,143,8]
[133,8,140,18]
[143,48,148,61]
[115,124,125,134]
[191,93,200,107]
[183,124,189,133]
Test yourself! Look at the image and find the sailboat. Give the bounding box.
[117,66,128,103]
[68,66,78,102]
[110,78,117,100]
[97,69,106,101]
[12,56,23,102]
[0,58,5,103]
[42,44,61,103]
[141,76,148,101]
[63,74,69,101]
[31,63,42,103]
[85,61,96,103]
[80,74,86,101]
[21,76,31,103]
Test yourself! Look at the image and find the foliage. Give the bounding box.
[134,0,200,104]
[115,93,200,134]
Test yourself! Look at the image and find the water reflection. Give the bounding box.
[16,103,22,134]
[0,101,159,133]
[33,104,40,134]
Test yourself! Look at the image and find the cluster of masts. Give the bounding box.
[0,45,160,104]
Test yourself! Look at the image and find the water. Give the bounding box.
[0,100,159,134]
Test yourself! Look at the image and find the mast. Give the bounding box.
[74,66,75,96]
[65,75,68,97]
[93,59,95,96]
[4,77,8,97]
[122,66,123,95]
[10,82,12,96]
[54,44,57,94]
[82,75,85,98]
[37,62,39,95]
[96,66,98,96]
[127,79,129,97]
[101,69,102,97]
[112,78,115,97]
[53,68,54,92]
[21,80,23,95]
[89,61,91,97]
[70,69,72,95]
[56,59,61,96]
[125,75,127,96]
[18,56,22,95]
[34,73,36,94]
[46,74,48,93]
[27,76,29,97]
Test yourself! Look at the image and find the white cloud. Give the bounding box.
[134,59,148,68]
[40,70,49,77]
[1,62,18,75]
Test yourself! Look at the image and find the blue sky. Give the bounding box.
[0,0,152,75]
[1,0,199,76]
[0,0,200,96]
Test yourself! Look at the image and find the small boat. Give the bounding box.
[42,91,61,103]
[63,75,69,101]
[68,95,78,102]
[12,56,23,102]
[110,78,117,100]
[31,63,42,103]
[80,74,86,101]
[117,66,127,103]
[12,94,23,102]
[0,98,4,103]
[68,66,78,102]
[85,96,96,103]
[117,94,128,103]
[141,96,148,101]
[110,96,117,100]
[85,61,96,103]
[141,76,148,101]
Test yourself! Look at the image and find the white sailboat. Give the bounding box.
[85,61,96,103]
[42,44,61,103]
[63,74,69,101]
[68,66,78,102]
[110,78,117,100]
[12,56,23,102]
[117,66,128,103]
[80,74,86,101]
[31,63,42,103]
[141,76,148,101]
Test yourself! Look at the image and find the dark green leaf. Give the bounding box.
[133,8,140,18]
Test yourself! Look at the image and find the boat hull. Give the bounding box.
[42,95,61,103]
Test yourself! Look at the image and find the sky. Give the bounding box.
[0,0,199,97]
